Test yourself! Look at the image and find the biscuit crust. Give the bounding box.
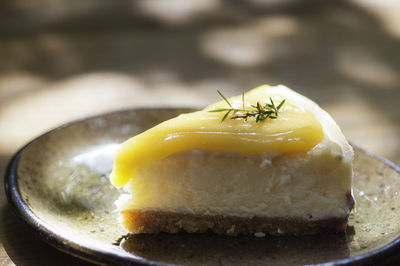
[121,210,348,236]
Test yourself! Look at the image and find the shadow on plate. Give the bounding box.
[121,231,351,265]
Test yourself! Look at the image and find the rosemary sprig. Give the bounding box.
[112,233,131,246]
[208,90,286,123]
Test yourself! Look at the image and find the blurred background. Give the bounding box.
[0,0,399,264]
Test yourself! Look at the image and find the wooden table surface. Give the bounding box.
[1,0,399,265]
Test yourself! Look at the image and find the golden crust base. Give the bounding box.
[121,210,348,236]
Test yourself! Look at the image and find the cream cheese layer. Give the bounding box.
[116,146,353,219]
[110,85,324,187]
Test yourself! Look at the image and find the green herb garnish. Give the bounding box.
[209,90,286,123]
[112,233,131,246]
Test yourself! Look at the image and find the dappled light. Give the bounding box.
[201,17,299,67]
[337,47,399,89]
[325,93,400,162]
[353,0,400,39]
[134,0,220,24]
[0,1,400,263]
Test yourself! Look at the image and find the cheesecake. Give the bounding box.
[110,84,354,236]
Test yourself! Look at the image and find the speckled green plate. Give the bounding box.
[4,108,400,265]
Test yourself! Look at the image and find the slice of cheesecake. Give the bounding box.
[110,85,354,236]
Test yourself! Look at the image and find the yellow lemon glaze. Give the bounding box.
[110,85,324,187]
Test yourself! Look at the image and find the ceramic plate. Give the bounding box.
[4,108,400,265]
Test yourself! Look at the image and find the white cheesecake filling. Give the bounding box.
[116,140,352,219]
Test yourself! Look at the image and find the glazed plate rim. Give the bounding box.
[4,108,400,265]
